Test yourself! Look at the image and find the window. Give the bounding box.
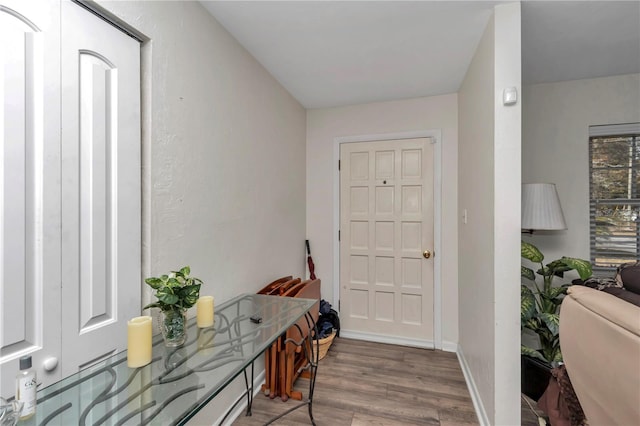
[589,123,640,270]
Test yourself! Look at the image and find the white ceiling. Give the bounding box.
[522,1,640,85]
[201,1,640,109]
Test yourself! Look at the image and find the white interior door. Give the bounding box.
[0,0,61,397]
[339,138,434,345]
[60,1,141,375]
[1,0,141,396]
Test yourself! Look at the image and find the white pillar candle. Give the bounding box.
[196,296,214,328]
[127,316,152,368]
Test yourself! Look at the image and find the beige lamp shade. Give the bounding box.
[522,183,567,231]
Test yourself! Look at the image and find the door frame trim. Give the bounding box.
[333,130,443,349]
[71,1,148,42]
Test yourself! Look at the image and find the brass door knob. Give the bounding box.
[423,250,431,259]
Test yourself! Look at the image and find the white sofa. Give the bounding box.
[559,285,640,425]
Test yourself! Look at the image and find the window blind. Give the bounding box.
[589,123,640,270]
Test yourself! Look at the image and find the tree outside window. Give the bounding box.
[590,128,640,270]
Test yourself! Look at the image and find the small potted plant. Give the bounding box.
[520,241,592,399]
[143,266,202,347]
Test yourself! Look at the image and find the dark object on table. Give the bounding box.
[250,315,262,324]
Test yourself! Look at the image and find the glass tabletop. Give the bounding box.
[22,294,316,426]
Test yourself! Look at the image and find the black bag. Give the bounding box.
[316,300,340,339]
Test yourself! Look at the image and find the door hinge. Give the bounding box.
[338,230,340,241]
[338,300,341,311]
[338,159,341,171]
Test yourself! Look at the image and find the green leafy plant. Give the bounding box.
[143,266,202,313]
[521,241,592,364]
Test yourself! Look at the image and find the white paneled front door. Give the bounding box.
[340,138,434,345]
[0,0,140,396]
[60,1,141,376]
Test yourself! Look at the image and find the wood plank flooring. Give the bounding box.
[521,394,548,426]
[232,338,478,425]
[232,337,545,425]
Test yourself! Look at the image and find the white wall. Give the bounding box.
[492,4,521,425]
[94,0,306,420]
[306,94,459,346]
[458,3,521,425]
[458,12,496,425]
[95,0,306,300]
[522,73,640,266]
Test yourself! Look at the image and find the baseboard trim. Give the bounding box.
[456,346,489,426]
[340,330,435,349]
[441,340,458,353]
[217,370,266,426]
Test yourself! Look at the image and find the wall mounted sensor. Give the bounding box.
[503,87,518,105]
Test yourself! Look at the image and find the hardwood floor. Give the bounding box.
[232,338,547,425]
[232,338,478,425]
[521,394,547,426]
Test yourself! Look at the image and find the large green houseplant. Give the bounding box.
[520,241,592,364]
[143,266,202,346]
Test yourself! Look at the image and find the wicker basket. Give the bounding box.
[313,332,336,361]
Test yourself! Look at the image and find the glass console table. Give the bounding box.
[22,294,318,426]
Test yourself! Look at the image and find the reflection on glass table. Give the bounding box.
[0,397,23,426]
[20,294,317,426]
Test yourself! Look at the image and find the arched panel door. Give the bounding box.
[1,0,141,397]
[60,0,141,376]
[0,0,61,397]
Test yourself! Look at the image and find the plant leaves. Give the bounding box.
[521,285,536,327]
[537,266,553,278]
[539,298,557,315]
[157,289,179,305]
[177,283,201,309]
[521,266,535,281]
[144,277,163,289]
[524,317,540,331]
[546,286,568,300]
[166,277,180,288]
[521,345,548,363]
[546,259,571,278]
[518,243,587,367]
[561,257,593,280]
[144,266,202,311]
[521,241,544,263]
[539,312,560,336]
[552,348,563,363]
